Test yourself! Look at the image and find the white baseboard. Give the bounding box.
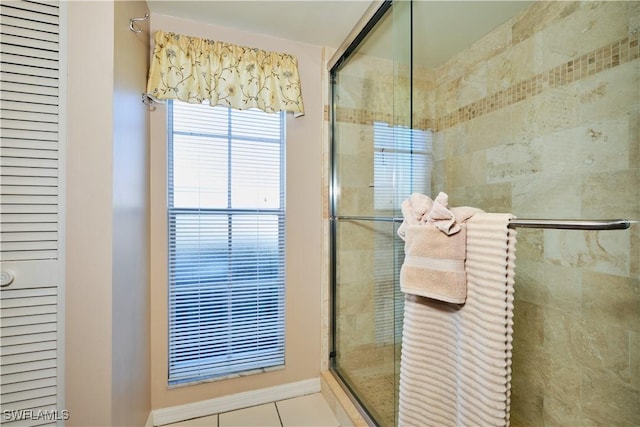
[150,377,321,426]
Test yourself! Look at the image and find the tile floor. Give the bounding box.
[164,393,341,427]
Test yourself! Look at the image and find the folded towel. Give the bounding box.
[400,193,433,227]
[426,192,459,234]
[400,223,468,303]
[399,192,481,238]
[398,192,482,303]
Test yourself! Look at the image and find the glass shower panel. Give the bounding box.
[411,1,640,425]
[331,2,412,426]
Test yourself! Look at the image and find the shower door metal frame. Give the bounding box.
[327,1,402,424]
[328,0,392,368]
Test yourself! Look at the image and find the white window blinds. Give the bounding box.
[372,123,431,344]
[168,101,286,385]
[373,122,431,212]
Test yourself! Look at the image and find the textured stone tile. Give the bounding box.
[513,260,581,312]
[513,228,544,263]
[544,229,630,277]
[541,2,628,71]
[543,395,582,427]
[630,108,640,168]
[581,366,640,425]
[572,317,632,384]
[631,331,640,389]
[512,175,581,219]
[445,150,486,189]
[486,139,543,184]
[630,1,640,36]
[337,152,373,189]
[578,60,640,123]
[531,84,580,135]
[509,98,538,145]
[431,130,445,162]
[466,107,512,151]
[334,123,366,155]
[511,1,580,44]
[583,270,640,333]
[336,250,375,284]
[540,115,630,176]
[486,49,513,94]
[511,32,544,83]
[632,225,640,280]
[431,160,445,194]
[511,344,545,426]
[458,182,511,213]
[513,299,544,348]
[337,221,377,251]
[464,15,513,68]
[543,307,582,362]
[335,278,374,316]
[444,76,463,116]
[582,168,640,220]
[457,61,488,107]
[442,123,468,158]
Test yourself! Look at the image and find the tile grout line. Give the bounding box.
[273,401,284,427]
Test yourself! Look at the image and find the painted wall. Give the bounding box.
[66,1,150,425]
[111,1,151,425]
[66,2,114,423]
[149,14,324,409]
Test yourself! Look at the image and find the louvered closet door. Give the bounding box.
[0,1,64,425]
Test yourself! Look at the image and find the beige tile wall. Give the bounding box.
[430,2,639,425]
[327,1,639,425]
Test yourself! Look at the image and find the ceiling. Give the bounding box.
[146,1,375,48]
[356,1,532,68]
[146,1,533,68]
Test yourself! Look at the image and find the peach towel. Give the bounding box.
[398,192,481,303]
[400,223,468,303]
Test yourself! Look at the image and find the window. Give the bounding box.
[167,101,286,385]
[372,122,431,344]
[373,122,431,212]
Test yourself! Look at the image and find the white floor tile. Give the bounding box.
[164,414,218,427]
[276,393,340,427]
[219,403,281,427]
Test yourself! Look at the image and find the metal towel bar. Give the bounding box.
[331,216,632,231]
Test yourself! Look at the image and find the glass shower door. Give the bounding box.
[410,1,639,425]
[330,1,412,426]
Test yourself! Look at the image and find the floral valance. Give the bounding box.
[146,31,304,116]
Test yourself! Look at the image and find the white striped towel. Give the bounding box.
[398,213,517,427]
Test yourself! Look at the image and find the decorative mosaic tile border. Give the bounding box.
[434,32,639,131]
[329,33,639,131]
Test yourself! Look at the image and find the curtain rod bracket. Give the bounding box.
[130,13,149,33]
[141,93,156,110]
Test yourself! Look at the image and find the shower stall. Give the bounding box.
[328,1,639,426]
